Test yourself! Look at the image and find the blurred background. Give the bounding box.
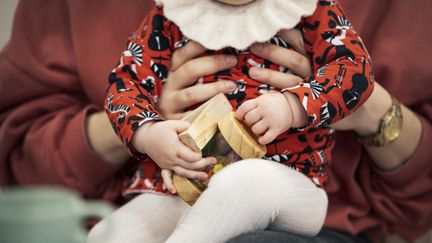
[0,0,18,49]
[0,1,430,242]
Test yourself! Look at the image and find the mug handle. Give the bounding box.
[74,201,114,243]
[83,201,114,219]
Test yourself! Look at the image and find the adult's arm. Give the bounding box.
[0,0,126,200]
[336,75,431,239]
[369,93,430,239]
[331,83,423,170]
[327,92,432,239]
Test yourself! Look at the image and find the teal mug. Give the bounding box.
[0,186,113,243]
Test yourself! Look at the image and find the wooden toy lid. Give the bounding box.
[179,93,232,152]
[218,112,267,159]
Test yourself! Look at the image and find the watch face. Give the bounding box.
[383,116,402,141]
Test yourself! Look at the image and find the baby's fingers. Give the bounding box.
[161,169,176,194]
[243,107,262,127]
[177,143,202,162]
[236,99,258,121]
[251,120,268,136]
[181,157,217,171]
[258,129,278,145]
[173,166,208,181]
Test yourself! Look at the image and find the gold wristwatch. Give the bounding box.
[358,96,403,147]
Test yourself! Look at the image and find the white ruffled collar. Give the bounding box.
[158,0,318,50]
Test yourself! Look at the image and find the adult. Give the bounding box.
[0,0,430,241]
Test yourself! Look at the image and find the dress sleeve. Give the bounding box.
[284,0,374,129]
[0,0,122,200]
[105,7,172,159]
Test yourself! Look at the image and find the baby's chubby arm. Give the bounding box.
[132,120,216,193]
[236,91,307,145]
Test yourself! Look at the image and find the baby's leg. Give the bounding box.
[87,193,189,243]
[166,159,328,243]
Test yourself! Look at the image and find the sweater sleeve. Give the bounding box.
[284,0,374,129]
[104,7,172,159]
[0,0,122,200]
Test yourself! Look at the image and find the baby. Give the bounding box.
[104,0,374,241]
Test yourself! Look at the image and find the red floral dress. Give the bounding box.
[105,0,374,197]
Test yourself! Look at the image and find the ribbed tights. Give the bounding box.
[87,159,328,243]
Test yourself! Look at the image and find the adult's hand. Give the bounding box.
[158,41,238,119]
[248,29,311,87]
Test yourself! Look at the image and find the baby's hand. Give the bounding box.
[132,120,216,181]
[236,91,305,145]
[161,169,176,194]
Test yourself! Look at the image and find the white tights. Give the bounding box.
[87,159,328,243]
